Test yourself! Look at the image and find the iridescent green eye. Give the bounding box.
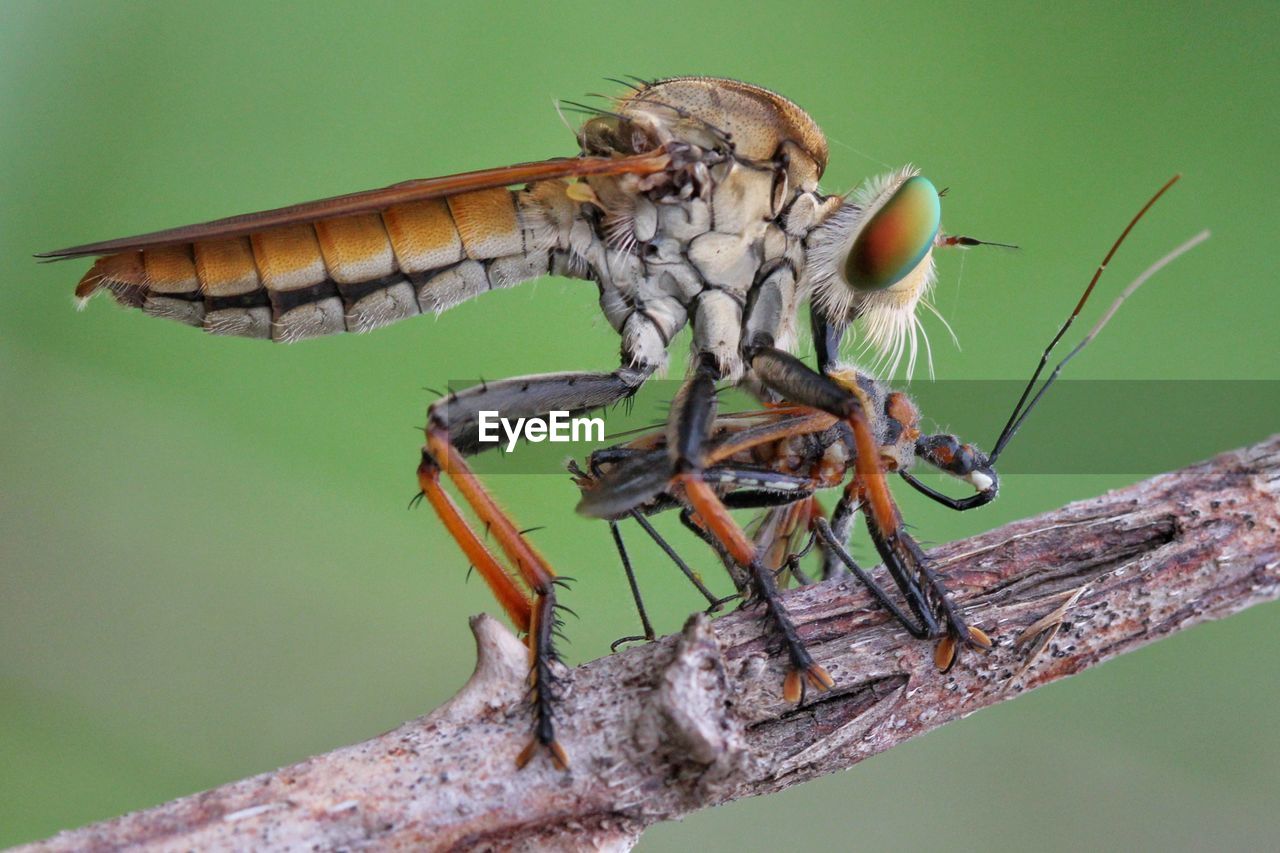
[845,175,941,291]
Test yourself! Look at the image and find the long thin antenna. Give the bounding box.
[988,174,1186,463]
[991,228,1209,458]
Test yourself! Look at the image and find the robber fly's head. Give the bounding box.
[810,167,949,377]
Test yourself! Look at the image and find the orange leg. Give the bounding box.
[417,428,569,770]
[841,400,992,668]
[417,457,532,632]
[678,474,834,702]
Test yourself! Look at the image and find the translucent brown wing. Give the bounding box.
[37,152,669,260]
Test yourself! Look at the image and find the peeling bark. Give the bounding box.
[21,436,1280,852]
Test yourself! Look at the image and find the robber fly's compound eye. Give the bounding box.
[844,175,941,292]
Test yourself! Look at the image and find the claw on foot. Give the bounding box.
[782,663,834,702]
[933,634,958,673]
[610,634,653,653]
[706,593,739,614]
[516,738,570,770]
[934,625,994,672]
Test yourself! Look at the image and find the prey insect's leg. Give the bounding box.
[571,451,729,615]
[837,477,941,637]
[605,513,735,652]
[900,432,999,511]
[678,474,835,701]
[629,511,731,611]
[678,507,751,592]
[606,521,655,651]
[424,364,652,769]
[859,511,992,669]
[755,499,819,586]
[818,491,859,581]
[813,516,931,637]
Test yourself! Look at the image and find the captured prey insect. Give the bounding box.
[572,176,1204,685]
[40,76,1064,769]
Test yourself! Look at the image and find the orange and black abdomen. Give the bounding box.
[75,183,571,341]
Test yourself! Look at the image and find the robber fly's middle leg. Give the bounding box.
[667,355,835,702]
[417,364,651,769]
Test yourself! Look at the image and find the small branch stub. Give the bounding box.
[20,436,1280,852]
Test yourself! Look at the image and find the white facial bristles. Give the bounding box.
[805,164,945,380]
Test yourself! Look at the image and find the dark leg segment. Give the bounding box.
[813,517,932,637]
[819,491,859,582]
[440,366,650,454]
[629,511,728,610]
[663,355,834,699]
[607,521,656,651]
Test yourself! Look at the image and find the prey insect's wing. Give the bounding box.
[577,406,836,519]
[576,450,673,519]
[705,408,837,464]
[39,151,670,342]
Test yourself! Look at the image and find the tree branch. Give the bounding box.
[23,437,1280,852]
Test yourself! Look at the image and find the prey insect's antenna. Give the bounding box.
[991,227,1209,461]
[988,174,1197,464]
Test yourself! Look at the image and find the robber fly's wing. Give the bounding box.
[38,154,668,260]
[39,151,669,341]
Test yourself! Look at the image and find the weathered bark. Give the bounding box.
[21,437,1280,852]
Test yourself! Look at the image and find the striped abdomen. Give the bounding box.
[76,182,573,342]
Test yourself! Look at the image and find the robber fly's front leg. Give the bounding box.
[668,355,835,702]
[417,364,651,769]
[748,343,992,669]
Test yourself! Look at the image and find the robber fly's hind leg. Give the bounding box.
[421,364,652,769]
[669,356,834,702]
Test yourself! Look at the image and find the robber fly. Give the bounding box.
[37,76,1175,770]
[571,187,1205,682]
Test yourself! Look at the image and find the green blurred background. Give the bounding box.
[2,1,1277,848]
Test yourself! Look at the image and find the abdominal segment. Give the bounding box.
[75,183,570,342]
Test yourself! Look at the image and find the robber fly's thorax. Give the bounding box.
[563,78,841,377]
